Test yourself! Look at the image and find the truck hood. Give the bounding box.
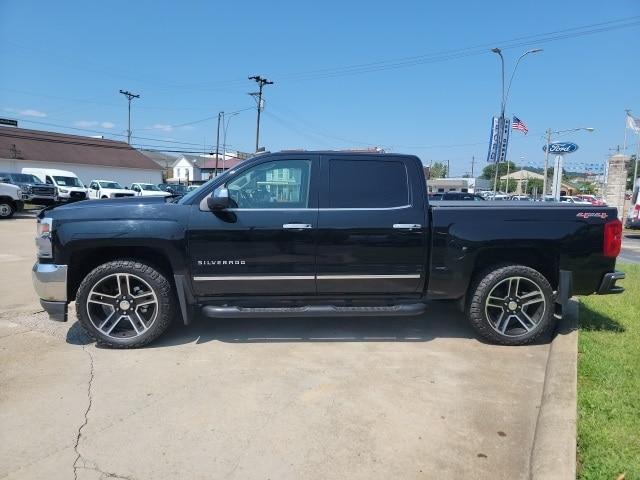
[40,195,172,217]
[138,190,171,197]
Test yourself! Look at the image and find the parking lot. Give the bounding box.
[1,215,566,479]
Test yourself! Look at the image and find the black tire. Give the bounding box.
[0,200,15,219]
[76,259,176,348]
[466,264,555,346]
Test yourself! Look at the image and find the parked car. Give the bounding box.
[509,195,532,201]
[129,183,172,197]
[187,185,201,192]
[22,168,87,202]
[0,178,24,219]
[575,194,606,206]
[157,183,189,195]
[0,172,56,205]
[88,180,136,199]
[32,151,624,348]
[627,178,640,230]
[429,192,485,201]
[560,196,591,205]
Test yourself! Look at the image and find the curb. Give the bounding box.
[529,299,578,480]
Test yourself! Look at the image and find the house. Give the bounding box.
[500,169,576,195]
[0,126,163,186]
[170,151,250,183]
[138,150,177,181]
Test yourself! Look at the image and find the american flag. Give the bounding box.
[512,116,528,134]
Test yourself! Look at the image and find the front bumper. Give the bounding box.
[597,270,625,295]
[32,263,68,321]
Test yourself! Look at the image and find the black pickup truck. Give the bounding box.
[32,151,625,348]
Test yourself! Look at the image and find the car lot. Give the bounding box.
[1,215,563,479]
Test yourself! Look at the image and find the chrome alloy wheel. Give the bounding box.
[484,276,546,338]
[86,273,159,339]
[0,203,12,217]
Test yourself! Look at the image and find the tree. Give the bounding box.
[429,161,448,179]
[524,178,544,196]
[480,161,516,181]
[576,181,597,194]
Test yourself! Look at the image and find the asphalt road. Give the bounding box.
[620,232,640,264]
[0,215,554,480]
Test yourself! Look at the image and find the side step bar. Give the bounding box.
[201,303,426,319]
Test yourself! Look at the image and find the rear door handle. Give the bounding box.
[283,223,313,230]
[393,223,422,230]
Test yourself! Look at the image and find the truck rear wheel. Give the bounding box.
[76,260,176,348]
[467,264,554,345]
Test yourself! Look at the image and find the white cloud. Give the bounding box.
[101,122,115,129]
[3,107,47,118]
[149,124,173,132]
[179,125,195,131]
[74,120,98,128]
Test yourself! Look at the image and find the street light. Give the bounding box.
[542,127,595,200]
[491,48,543,196]
[222,112,239,171]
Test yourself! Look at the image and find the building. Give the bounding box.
[500,169,576,195]
[427,177,491,193]
[0,126,163,186]
[138,150,177,181]
[171,151,250,183]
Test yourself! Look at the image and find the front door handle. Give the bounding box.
[393,223,422,230]
[283,223,313,230]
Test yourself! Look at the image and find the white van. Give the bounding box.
[627,178,640,230]
[21,168,88,202]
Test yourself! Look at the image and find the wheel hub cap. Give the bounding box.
[119,299,131,311]
[508,301,517,311]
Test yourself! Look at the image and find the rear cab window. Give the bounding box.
[327,158,409,208]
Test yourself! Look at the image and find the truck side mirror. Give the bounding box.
[207,188,230,210]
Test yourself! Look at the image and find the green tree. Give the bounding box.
[576,182,597,194]
[429,161,448,179]
[524,178,544,196]
[480,161,516,180]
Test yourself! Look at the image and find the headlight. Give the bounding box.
[24,185,33,193]
[36,217,53,258]
[58,188,69,193]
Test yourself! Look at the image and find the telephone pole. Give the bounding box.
[471,155,475,177]
[119,90,140,144]
[249,75,273,152]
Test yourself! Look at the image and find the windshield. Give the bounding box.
[53,176,83,187]
[98,181,124,189]
[9,173,45,184]
[141,184,161,191]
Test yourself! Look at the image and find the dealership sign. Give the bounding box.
[543,142,579,154]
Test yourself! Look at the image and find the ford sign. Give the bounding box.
[543,142,579,154]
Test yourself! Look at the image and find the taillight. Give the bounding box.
[603,219,622,258]
[634,204,640,220]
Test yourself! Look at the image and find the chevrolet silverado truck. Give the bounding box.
[32,151,625,348]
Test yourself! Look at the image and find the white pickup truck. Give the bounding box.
[0,177,24,219]
[129,182,171,197]
[88,180,136,199]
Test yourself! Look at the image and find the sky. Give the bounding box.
[0,0,639,176]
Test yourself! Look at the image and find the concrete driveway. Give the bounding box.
[0,216,554,480]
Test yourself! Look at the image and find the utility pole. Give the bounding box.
[471,155,475,177]
[249,75,273,152]
[447,159,450,178]
[215,111,223,176]
[119,90,140,144]
[542,128,552,198]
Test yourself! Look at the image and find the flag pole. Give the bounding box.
[624,109,631,152]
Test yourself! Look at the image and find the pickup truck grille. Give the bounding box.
[70,191,86,200]
[114,193,134,198]
[32,186,56,197]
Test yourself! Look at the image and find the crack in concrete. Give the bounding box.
[77,465,137,480]
[72,345,95,480]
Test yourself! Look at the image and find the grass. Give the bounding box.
[577,263,640,480]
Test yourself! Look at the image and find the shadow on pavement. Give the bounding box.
[66,302,480,348]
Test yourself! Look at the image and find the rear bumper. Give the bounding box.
[597,271,625,295]
[626,218,640,230]
[32,262,69,321]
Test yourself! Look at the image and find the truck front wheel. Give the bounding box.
[467,264,554,346]
[0,200,15,219]
[76,260,176,348]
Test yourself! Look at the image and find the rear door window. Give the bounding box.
[328,159,409,208]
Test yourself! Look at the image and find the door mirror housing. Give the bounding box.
[207,187,230,210]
